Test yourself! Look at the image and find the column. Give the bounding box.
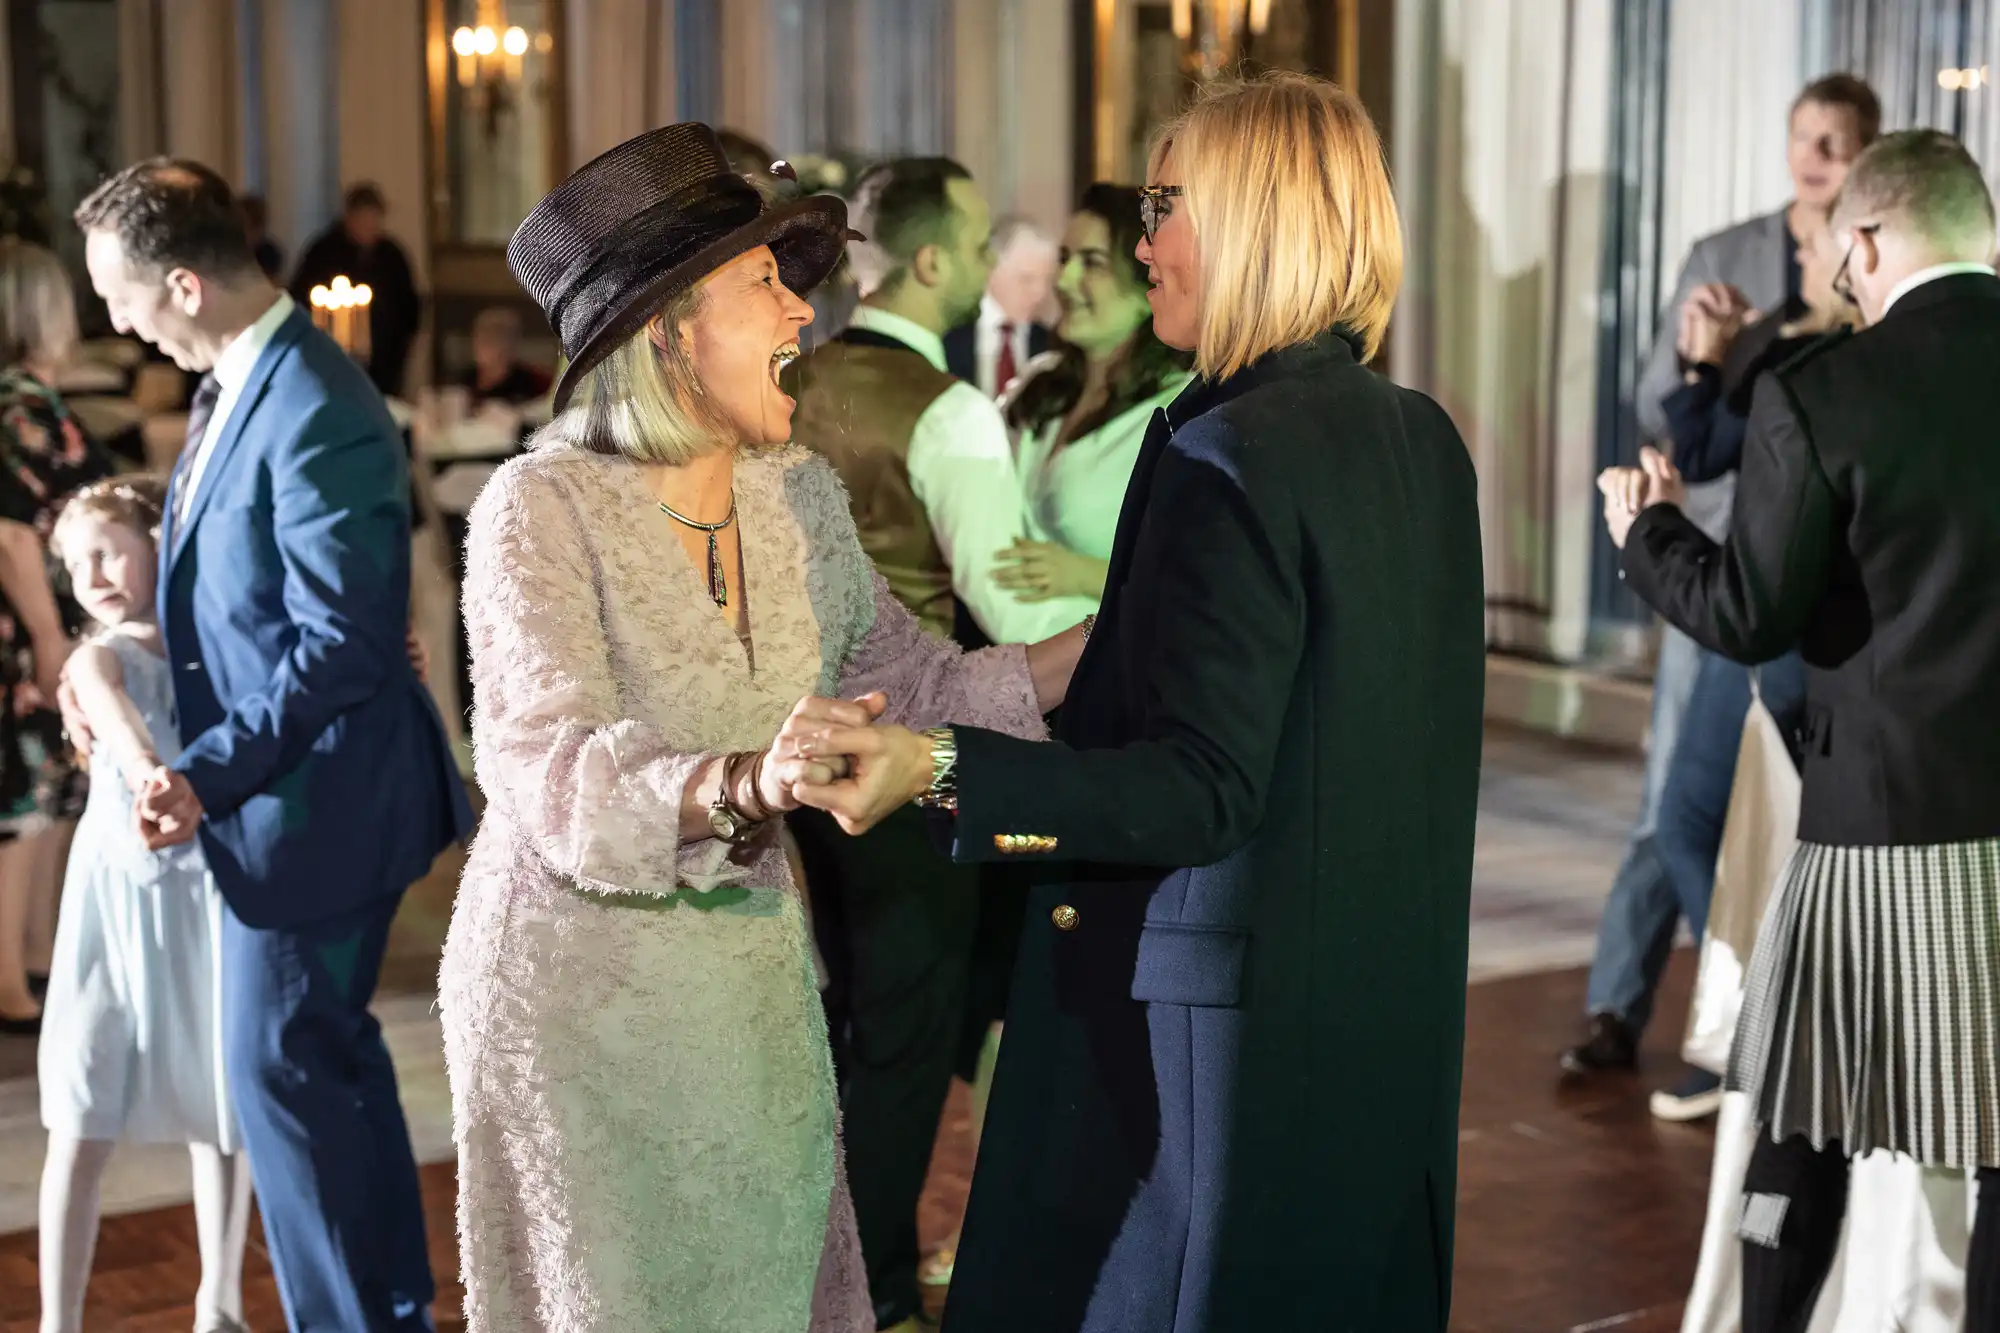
[953,0,1070,230]
[567,0,670,165]
[114,0,159,162]
[719,0,775,146]
[336,0,429,285]
[156,0,242,175]
[1008,0,1073,227]
[258,0,337,264]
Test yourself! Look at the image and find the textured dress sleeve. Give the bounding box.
[463,461,713,897]
[787,452,1047,742]
[841,572,1048,740]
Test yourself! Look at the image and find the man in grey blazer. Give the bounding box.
[1564,74,1879,1114]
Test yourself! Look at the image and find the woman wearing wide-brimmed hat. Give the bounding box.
[438,124,1084,1331]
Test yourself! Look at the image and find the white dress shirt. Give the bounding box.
[972,294,1036,399]
[1880,261,1997,317]
[178,292,296,522]
[844,305,1084,644]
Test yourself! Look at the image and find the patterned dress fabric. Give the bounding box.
[441,434,1046,1332]
[0,367,113,830]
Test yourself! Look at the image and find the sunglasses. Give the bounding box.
[1140,186,1182,242]
[1831,223,1880,307]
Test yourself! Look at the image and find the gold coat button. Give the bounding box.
[1051,904,1079,931]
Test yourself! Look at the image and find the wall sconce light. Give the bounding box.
[1171,0,1273,79]
[447,4,551,144]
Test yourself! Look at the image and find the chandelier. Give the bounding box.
[1172,0,1272,79]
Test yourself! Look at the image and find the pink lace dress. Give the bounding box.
[440,438,1045,1333]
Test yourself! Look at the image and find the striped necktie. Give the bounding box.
[172,373,222,528]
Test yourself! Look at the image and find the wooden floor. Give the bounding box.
[0,954,1710,1332]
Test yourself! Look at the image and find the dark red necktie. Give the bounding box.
[995,322,1018,395]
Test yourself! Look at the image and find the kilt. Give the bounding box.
[1728,838,2000,1169]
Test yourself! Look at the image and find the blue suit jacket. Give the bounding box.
[161,307,472,930]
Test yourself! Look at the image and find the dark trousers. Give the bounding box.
[1741,1135,2000,1333]
[794,804,982,1328]
[1655,648,1807,943]
[221,893,434,1332]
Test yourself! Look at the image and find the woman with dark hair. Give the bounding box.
[990,183,1193,618]
[0,238,113,1033]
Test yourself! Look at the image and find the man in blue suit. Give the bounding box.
[70,160,472,1331]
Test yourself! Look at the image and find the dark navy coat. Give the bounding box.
[941,334,1485,1332]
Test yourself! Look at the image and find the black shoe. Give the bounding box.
[1559,1013,1638,1074]
[1650,1065,1725,1122]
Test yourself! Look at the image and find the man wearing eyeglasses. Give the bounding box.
[1563,75,1880,1120]
[1600,127,2000,1333]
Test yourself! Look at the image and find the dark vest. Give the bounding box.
[784,331,960,639]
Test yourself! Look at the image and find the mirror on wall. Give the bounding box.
[427,0,566,249]
[1090,0,1351,184]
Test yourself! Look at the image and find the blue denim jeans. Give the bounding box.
[1583,628,1700,1034]
[1653,647,1807,944]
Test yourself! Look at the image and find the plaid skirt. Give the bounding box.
[1727,838,2000,1169]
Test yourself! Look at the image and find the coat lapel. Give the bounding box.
[169,309,307,570]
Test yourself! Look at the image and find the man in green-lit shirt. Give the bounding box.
[785,157,1082,1332]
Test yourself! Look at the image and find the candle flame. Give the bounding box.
[310,276,373,310]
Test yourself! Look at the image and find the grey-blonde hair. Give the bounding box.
[0,239,80,370]
[562,284,736,465]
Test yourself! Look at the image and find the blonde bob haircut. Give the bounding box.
[563,283,738,466]
[1148,72,1403,377]
[0,238,80,371]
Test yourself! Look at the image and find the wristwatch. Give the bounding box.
[914,727,959,813]
[707,752,768,845]
[708,793,758,844]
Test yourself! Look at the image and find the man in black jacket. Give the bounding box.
[1603,129,2000,1333]
[289,183,422,398]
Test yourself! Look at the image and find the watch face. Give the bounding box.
[708,805,738,841]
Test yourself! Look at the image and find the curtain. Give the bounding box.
[1393,0,1615,662]
[1585,0,1671,638]
[1586,0,1805,642]
[1808,0,2000,176]
[1658,0,1803,311]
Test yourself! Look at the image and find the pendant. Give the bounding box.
[707,532,727,608]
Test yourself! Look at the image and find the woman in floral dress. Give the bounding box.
[0,238,113,1031]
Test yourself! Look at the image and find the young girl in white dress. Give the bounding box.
[35,477,252,1333]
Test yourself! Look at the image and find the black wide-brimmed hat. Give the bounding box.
[509,122,851,411]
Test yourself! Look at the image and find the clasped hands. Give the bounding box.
[760,693,938,836]
[134,766,203,850]
[1598,446,1688,550]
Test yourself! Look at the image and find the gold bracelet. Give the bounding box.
[914,726,958,812]
[1080,613,1097,644]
